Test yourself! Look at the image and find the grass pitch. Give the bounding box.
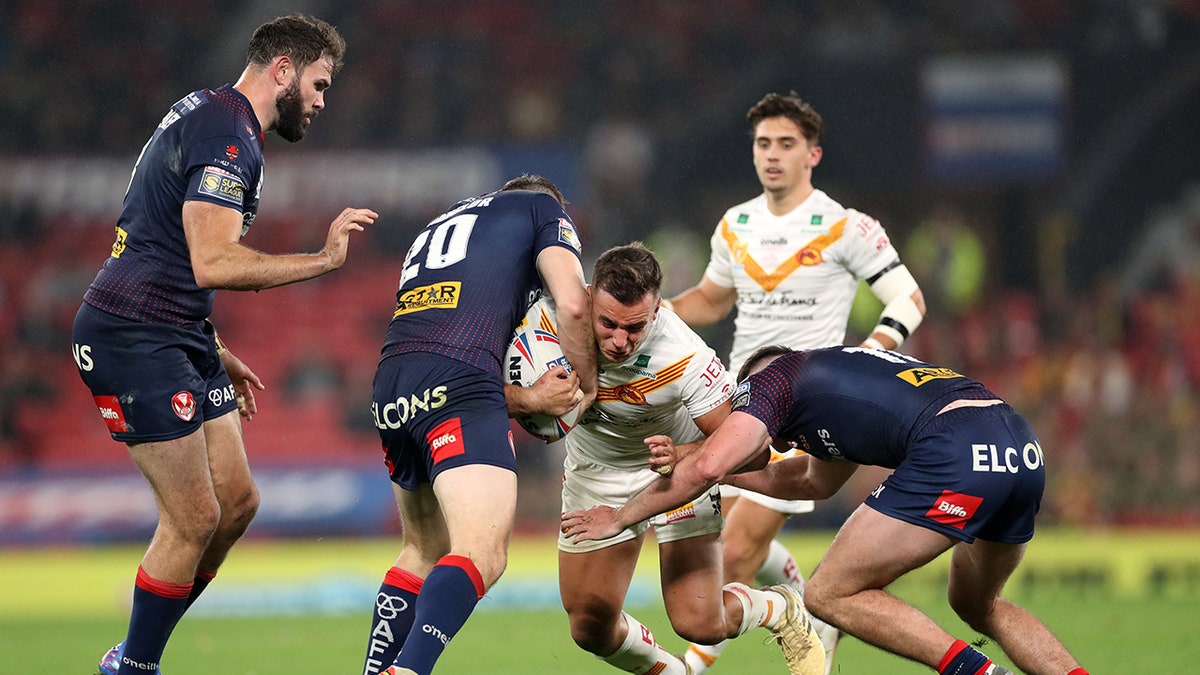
[2,530,1197,673]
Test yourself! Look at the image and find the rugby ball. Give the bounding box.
[505,295,581,442]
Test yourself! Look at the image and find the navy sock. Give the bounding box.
[938,639,994,675]
[363,566,423,675]
[392,555,484,674]
[120,566,191,674]
[185,569,216,609]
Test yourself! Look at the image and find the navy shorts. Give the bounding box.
[72,303,238,443]
[866,403,1044,544]
[372,353,516,491]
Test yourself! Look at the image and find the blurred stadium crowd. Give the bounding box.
[2,0,1199,529]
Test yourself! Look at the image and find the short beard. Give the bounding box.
[274,77,307,143]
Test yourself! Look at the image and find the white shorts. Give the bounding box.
[559,454,724,554]
[719,447,815,515]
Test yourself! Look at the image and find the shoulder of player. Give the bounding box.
[717,194,766,225]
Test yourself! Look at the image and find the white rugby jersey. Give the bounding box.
[566,309,735,471]
[704,189,900,373]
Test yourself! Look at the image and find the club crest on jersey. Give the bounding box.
[172,391,197,422]
[614,385,648,406]
[796,246,823,266]
[225,144,239,161]
[394,281,462,316]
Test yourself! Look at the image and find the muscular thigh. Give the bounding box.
[813,504,954,595]
[659,532,724,620]
[559,537,643,617]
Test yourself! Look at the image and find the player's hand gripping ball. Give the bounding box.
[505,295,582,442]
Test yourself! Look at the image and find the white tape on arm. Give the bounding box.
[869,264,924,347]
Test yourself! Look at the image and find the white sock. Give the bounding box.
[601,612,689,675]
[755,538,805,588]
[723,582,787,632]
[684,641,726,674]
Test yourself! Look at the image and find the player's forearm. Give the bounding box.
[503,384,536,416]
[616,467,716,528]
[666,286,729,327]
[193,245,338,290]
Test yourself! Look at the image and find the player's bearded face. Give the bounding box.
[275,76,307,143]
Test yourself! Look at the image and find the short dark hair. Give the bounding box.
[247,14,346,76]
[592,242,662,305]
[500,174,566,207]
[747,92,823,144]
[737,344,794,383]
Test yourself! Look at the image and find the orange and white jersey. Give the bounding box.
[705,189,899,373]
[566,308,735,471]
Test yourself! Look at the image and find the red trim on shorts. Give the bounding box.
[438,554,485,599]
[384,566,425,594]
[937,639,969,673]
[135,566,193,599]
[195,569,217,582]
[1067,669,1089,675]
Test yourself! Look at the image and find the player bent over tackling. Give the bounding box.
[564,345,1089,675]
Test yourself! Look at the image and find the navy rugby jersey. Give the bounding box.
[734,346,997,468]
[379,189,582,377]
[84,85,264,325]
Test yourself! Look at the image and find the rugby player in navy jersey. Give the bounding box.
[563,346,1089,675]
[70,15,376,675]
[364,175,596,675]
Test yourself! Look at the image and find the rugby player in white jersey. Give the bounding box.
[664,92,927,674]
[518,243,825,675]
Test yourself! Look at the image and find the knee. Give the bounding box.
[567,605,622,655]
[467,548,508,590]
[175,496,222,547]
[800,575,835,623]
[221,483,260,535]
[670,615,726,645]
[948,591,997,634]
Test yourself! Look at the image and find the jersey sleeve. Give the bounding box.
[182,133,259,213]
[678,346,735,419]
[531,193,583,259]
[731,368,793,438]
[701,218,737,288]
[839,210,902,281]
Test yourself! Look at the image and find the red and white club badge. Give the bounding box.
[172,391,197,421]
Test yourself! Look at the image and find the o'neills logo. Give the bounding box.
[172,391,197,421]
[427,417,466,464]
